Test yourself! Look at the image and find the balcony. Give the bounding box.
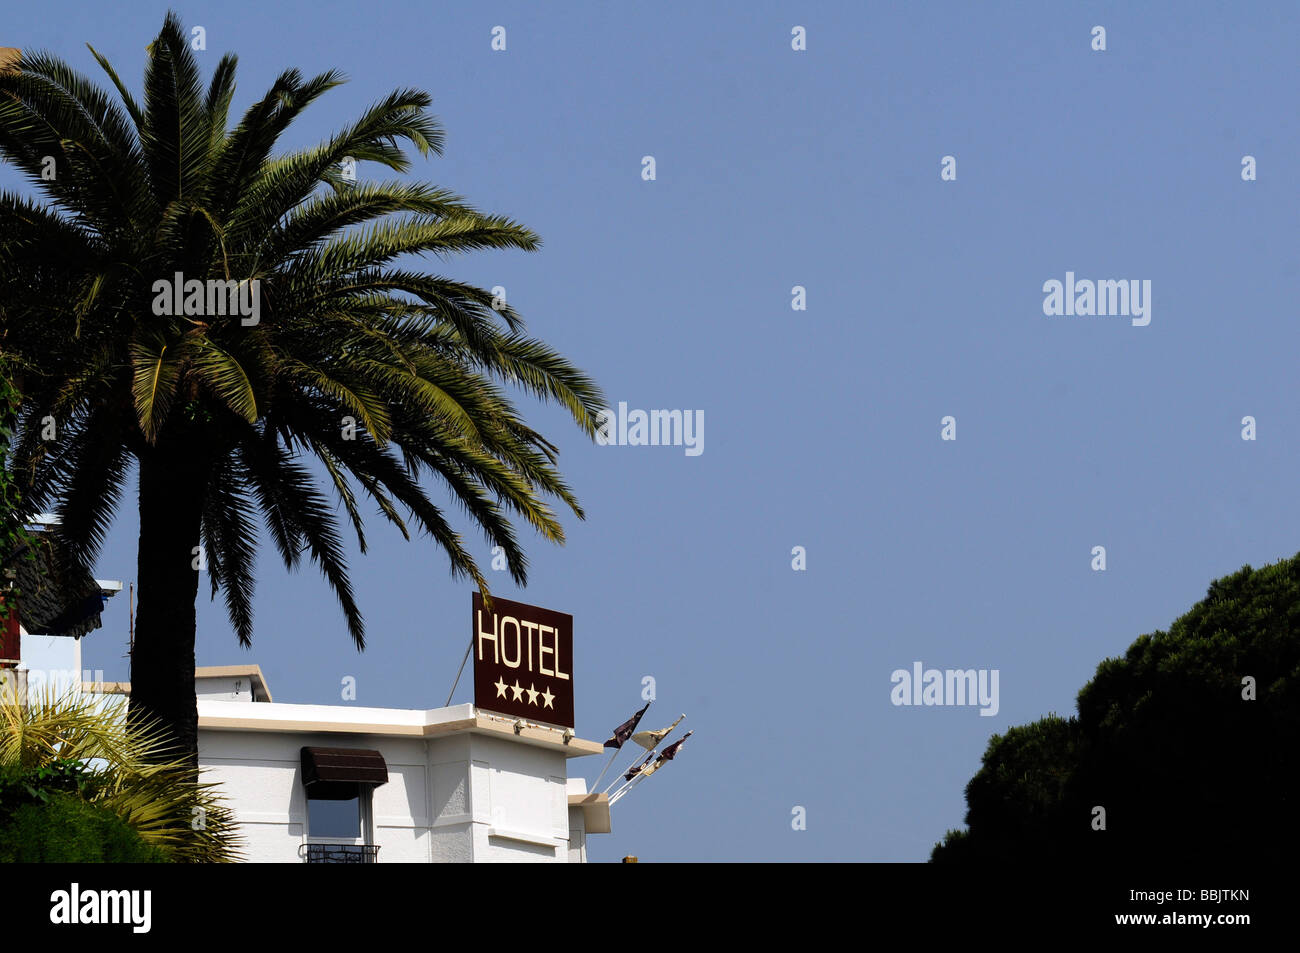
[304,843,380,864]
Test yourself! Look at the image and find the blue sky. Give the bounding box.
[4,1,1298,861]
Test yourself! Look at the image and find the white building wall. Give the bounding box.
[199,730,307,864]
[566,778,591,863]
[195,675,262,703]
[464,735,569,863]
[428,734,474,862]
[199,717,586,863]
[14,632,87,697]
[567,808,587,864]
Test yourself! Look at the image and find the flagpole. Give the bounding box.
[602,713,685,794]
[590,748,620,793]
[602,772,629,796]
[595,701,652,792]
[610,774,649,806]
[609,730,692,806]
[605,747,657,798]
[603,748,655,795]
[607,772,642,803]
[610,772,646,803]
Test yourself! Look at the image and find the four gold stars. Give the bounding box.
[489,678,558,711]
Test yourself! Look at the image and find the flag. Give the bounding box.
[604,702,651,749]
[624,751,655,781]
[643,731,692,777]
[657,731,692,762]
[631,713,684,751]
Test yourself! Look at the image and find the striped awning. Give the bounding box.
[301,746,388,789]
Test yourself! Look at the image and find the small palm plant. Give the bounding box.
[0,685,243,861]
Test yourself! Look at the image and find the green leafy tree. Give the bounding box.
[0,791,172,862]
[0,14,603,764]
[932,556,1300,865]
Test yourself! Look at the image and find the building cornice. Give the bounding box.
[195,700,603,757]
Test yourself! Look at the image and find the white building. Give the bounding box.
[16,634,613,863]
[5,522,612,863]
[197,666,609,863]
[84,667,613,863]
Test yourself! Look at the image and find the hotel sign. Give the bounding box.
[472,592,574,729]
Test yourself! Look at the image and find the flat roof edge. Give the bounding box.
[195,701,601,756]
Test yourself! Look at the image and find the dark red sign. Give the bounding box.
[472,592,573,729]
[0,595,19,664]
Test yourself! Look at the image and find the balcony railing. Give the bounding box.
[304,843,380,864]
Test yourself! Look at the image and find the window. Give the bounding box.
[307,788,363,841]
[300,746,387,863]
[304,789,377,863]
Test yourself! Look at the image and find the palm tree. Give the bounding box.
[0,13,603,765]
[0,686,243,861]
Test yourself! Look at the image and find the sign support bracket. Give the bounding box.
[445,637,473,708]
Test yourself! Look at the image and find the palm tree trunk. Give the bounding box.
[128,439,206,769]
